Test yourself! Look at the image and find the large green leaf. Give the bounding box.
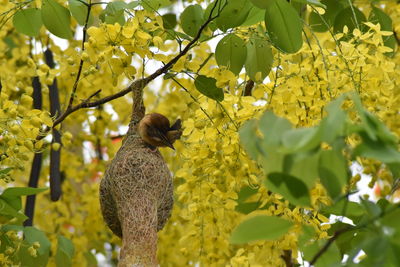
[258,111,292,148]
[215,34,247,75]
[0,187,47,211]
[242,6,265,26]
[1,187,47,198]
[320,95,347,143]
[239,119,262,160]
[319,149,349,199]
[333,6,367,34]
[19,227,51,267]
[180,4,204,37]
[245,37,273,81]
[322,199,364,221]
[285,151,320,188]
[281,127,321,153]
[308,0,347,32]
[216,0,252,31]
[265,172,311,206]
[55,235,74,267]
[369,6,396,57]
[41,0,73,39]
[354,137,400,164]
[141,0,171,11]
[100,1,127,25]
[194,75,224,102]
[230,215,293,244]
[264,0,303,53]
[162,13,177,29]
[0,198,28,221]
[13,8,43,37]
[249,0,269,9]
[291,0,326,8]
[68,0,93,26]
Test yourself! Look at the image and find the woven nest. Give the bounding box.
[99,125,173,266]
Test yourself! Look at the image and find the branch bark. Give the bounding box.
[39,0,220,140]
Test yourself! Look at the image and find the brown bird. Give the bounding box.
[137,113,182,150]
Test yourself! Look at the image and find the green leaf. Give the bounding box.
[24,227,51,255]
[258,111,292,149]
[281,127,321,153]
[0,167,12,176]
[235,202,261,214]
[203,1,221,31]
[320,95,347,143]
[322,199,364,221]
[354,137,400,164]
[308,0,347,32]
[162,13,177,29]
[68,0,93,26]
[106,1,128,13]
[264,0,303,53]
[285,151,320,188]
[13,8,43,37]
[0,187,47,211]
[1,187,47,198]
[141,0,170,11]
[230,215,293,244]
[242,6,265,26]
[102,1,127,25]
[84,251,98,266]
[180,4,204,37]
[239,119,263,160]
[361,198,381,218]
[333,6,367,34]
[235,186,261,214]
[265,172,311,206]
[55,235,74,267]
[215,34,247,75]
[359,236,391,266]
[0,198,28,221]
[369,6,396,57]
[249,0,269,9]
[216,0,252,31]
[41,0,73,39]
[237,186,259,202]
[127,1,140,9]
[194,75,224,102]
[319,149,349,199]
[245,37,273,81]
[19,227,50,267]
[291,0,326,8]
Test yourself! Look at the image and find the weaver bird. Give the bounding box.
[138,113,182,150]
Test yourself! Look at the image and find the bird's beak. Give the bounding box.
[168,143,175,150]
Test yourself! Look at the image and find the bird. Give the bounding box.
[137,113,182,150]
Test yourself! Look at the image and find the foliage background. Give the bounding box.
[0,0,400,266]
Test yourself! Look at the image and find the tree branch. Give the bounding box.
[66,0,92,110]
[309,227,350,265]
[38,0,221,138]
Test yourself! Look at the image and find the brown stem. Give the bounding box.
[244,80,254,96]
[66,0,92,110]
[309,227,349,265]
[39,0,221,139]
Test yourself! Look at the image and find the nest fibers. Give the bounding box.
[100,125,173,266]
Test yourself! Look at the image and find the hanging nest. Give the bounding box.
[99,81,174,266]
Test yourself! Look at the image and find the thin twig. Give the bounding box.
[309,227,349,265]
[38,0,222,139]
[66,0,92,110]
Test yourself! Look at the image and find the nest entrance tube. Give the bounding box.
[99,80,173,266]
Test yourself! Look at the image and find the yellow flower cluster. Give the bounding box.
[1,1,400,265]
